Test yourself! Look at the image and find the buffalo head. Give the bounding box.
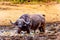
[10,19,30,28]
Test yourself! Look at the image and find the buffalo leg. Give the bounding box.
[34,30,36,33]
[26,25,30,34]
[39,27,45,32]
[39,22,45,32]
[17,28,21,34]
[26,28,30,34]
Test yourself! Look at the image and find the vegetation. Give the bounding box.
[0,0,60,4]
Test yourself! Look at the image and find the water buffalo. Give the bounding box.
[10,14,45,34]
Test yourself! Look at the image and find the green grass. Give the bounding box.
[0,0,60,4]
[57,0,60,3]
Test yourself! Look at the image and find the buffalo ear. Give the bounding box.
[43,14,45,17]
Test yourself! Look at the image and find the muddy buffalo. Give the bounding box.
[10,14,45,34]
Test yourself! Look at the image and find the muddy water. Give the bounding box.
[0,23,59,40]
[0,23,60,36]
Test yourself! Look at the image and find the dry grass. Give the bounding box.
[0,2,60,25]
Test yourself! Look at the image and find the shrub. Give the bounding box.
[0,0,60,4]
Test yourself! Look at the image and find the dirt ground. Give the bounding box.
[0,2,60,25]
[0,23,59,40]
